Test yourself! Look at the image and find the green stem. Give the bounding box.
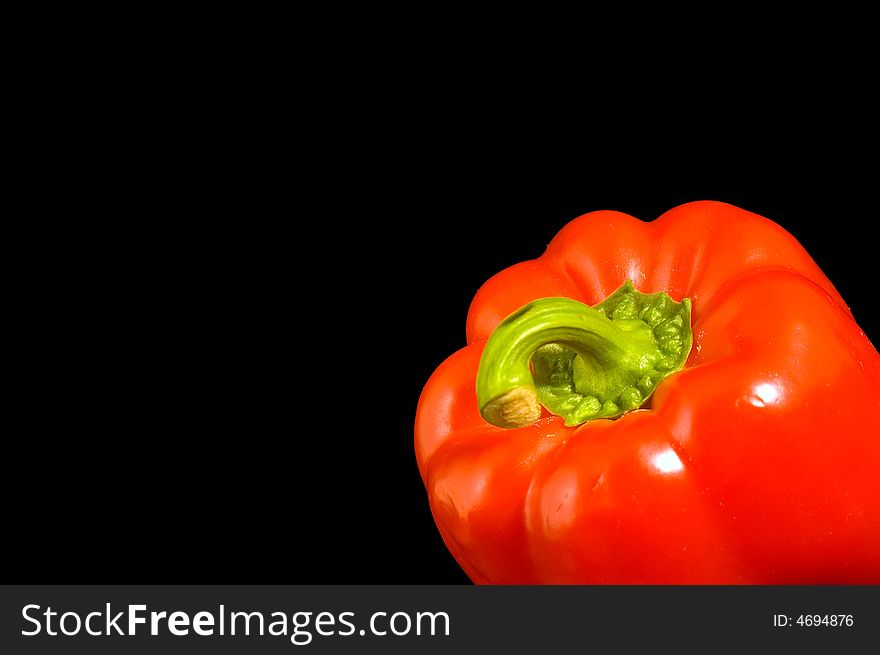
[476,281,692,428]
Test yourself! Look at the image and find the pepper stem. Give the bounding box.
[476,281,692,428]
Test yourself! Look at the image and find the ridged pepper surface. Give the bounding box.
[415,201,880,583]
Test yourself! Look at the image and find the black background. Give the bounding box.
[9,103,877,585]
[4,22,878,655]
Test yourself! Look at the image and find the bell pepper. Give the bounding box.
[414,201,880,584]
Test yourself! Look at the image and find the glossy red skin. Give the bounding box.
[415,201,880,584]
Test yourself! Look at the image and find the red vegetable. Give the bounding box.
[415,201,880,583]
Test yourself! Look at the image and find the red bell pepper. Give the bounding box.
[415,201,880,584]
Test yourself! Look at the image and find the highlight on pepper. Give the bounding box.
[414,201,880,584]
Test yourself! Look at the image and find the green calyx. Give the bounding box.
[476,280,692,429]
